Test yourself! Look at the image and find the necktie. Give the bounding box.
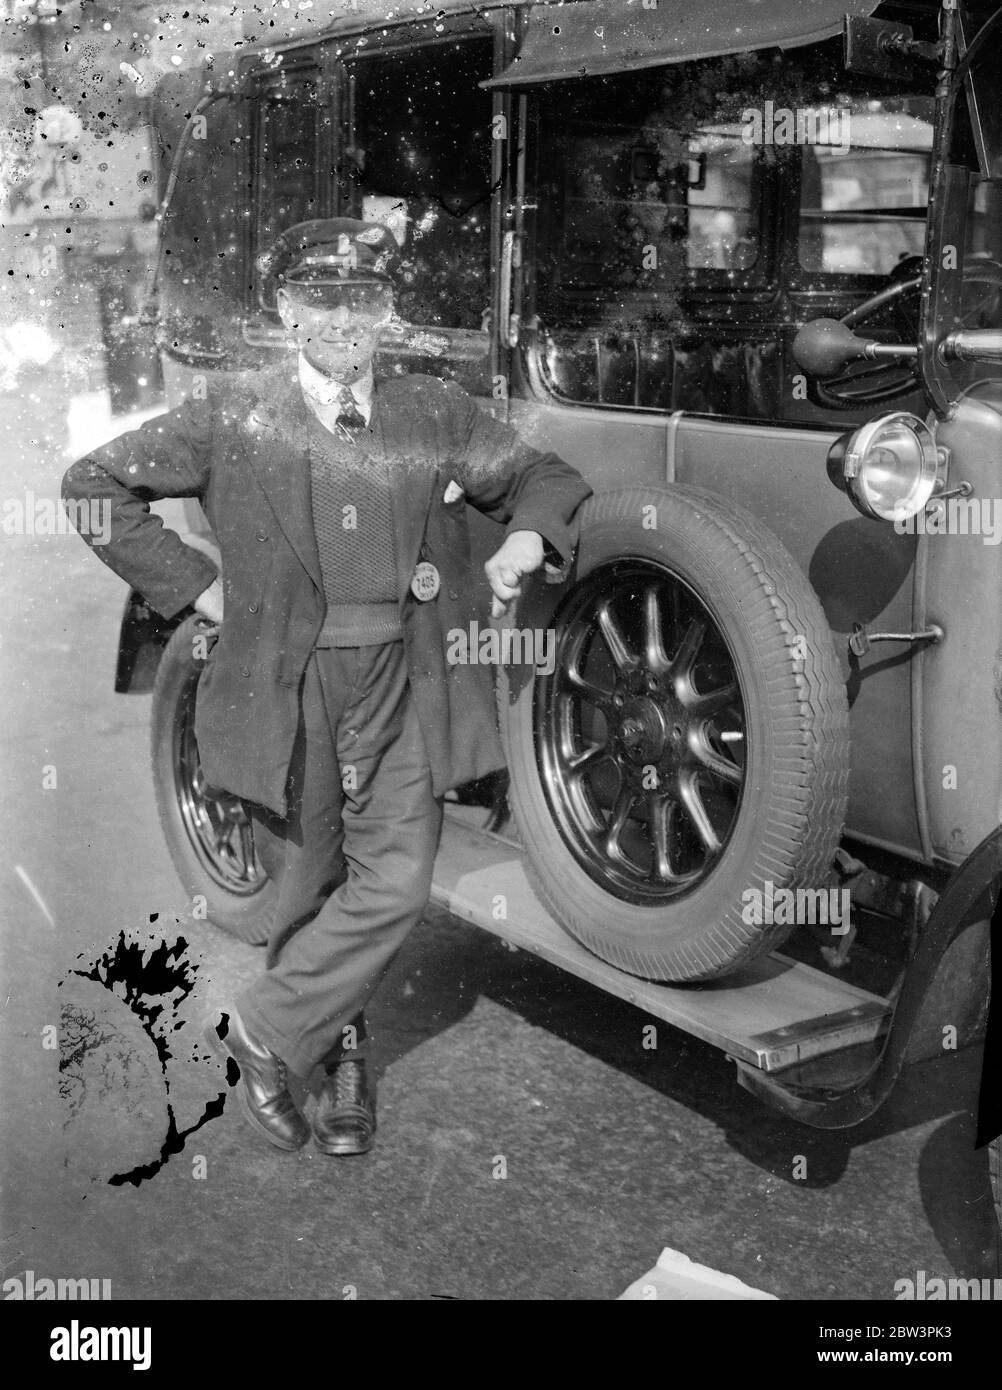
[335,388,367,438]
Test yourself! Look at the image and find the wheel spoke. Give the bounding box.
[191,797,213,836]
[568,742,613,778]
[692,733,743,786]
[649,794,679,882]
[669,616,707,685]
[643,585,671,673]
[564,666,614,708]
[687,679,739,718]
[215,817,238,861]
[210,806,245,871]
[238,822,257,876]
[209,801,231,840]
[603,784,638,856]
[596,601,639,673]
[678,771,722,854]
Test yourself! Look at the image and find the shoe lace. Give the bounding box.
[331,1059,364,1108]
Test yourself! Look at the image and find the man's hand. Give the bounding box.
[485,530,545,619]
[193,576,224,625]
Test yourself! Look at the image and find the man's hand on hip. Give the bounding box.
[485,530,545,619]
[194,576,224,625]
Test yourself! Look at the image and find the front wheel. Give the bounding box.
[498,486,851,982]
[151,615,275,945]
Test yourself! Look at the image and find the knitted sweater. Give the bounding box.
[307,405,402,647]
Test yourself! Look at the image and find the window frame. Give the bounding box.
[336,30,498,340]
[248,53,332,315]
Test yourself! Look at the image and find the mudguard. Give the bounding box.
[738,824,1001,1141]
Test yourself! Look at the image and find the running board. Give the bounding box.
[431,818,889,1074]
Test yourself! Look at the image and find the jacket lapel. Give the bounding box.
[241,369,322,591]
[386,433,439,604]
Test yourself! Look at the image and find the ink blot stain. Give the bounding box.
[58,928,235,1187]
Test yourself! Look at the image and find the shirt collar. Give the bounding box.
[298,354,374,424]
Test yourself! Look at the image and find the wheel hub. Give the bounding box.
[614,683,692,772]
[615,697,669,766]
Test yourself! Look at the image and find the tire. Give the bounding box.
[150,615,276,945]
[498,485,850,982]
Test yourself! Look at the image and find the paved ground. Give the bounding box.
[0,358,998,1303]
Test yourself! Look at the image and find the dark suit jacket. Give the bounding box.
[63,365,592,816]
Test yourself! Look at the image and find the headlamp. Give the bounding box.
[827,412,940,522]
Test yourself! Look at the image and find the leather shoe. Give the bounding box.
[205,1008,309,1152]
[312,1058,376,1155]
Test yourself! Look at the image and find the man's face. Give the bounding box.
[276,280,394,380]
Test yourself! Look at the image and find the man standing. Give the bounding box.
[62,219,591,1156]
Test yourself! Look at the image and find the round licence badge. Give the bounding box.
[410,561,441,602]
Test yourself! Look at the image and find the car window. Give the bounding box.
[345,37,494,333]
[552,120,760,290]
[534,73,767,331]
[797,99,933,276]
[529,67,770,411]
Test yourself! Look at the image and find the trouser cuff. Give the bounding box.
[234,996,318,1078]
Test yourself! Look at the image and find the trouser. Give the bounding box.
[236,642,443,1077]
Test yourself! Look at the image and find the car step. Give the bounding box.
[431,816,889,1073]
